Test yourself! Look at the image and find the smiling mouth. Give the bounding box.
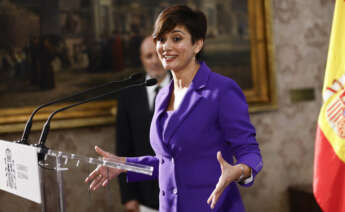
[163,55,177,61]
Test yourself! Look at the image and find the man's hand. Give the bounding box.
[124,200,140,212]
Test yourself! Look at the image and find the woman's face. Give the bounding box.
[156,25,203,72]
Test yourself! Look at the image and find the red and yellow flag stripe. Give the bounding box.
[314,0,345,211]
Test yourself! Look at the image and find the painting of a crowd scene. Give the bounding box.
[0,0,260,110]
[0,0,252,108]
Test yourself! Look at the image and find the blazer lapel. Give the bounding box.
[163,62,211,145]
[151,82,173,156]
[163,88,202,144]
[155,82,173,122]
[151,62,211,155]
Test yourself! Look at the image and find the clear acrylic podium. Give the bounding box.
[40,148,153,212]
[0,139,153,212]
[41,148,153,212]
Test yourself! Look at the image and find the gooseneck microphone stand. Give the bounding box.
[18,72,145,145]
[35,78,157,212]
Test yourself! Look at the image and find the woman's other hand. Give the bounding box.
[84,146,126,191]
[207,151,250,209]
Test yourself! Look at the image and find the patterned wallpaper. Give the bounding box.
[0,0,335,211]
[240,0,334,211]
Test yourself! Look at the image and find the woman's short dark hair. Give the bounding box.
[153,5,207,61]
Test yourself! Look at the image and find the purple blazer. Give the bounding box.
[127,62,263,212]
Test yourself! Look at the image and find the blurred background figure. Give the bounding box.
[115,36,170,212]
[111,30,125,72]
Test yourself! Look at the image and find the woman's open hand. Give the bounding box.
[84,146,126,191]
[207,151,243,209]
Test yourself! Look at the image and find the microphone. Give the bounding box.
[18,72,145,145]
[146,78,158,86]
[37,78,157,150]
[130,72,146,81]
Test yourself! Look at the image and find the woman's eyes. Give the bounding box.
[172,37,182,42]
[157,36,182,43]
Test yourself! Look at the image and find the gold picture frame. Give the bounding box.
[246,0,277,112]
[0,0,276,134]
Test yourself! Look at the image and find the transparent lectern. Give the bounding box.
[0,139,153,212]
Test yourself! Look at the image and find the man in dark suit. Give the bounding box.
[116,36,170,212]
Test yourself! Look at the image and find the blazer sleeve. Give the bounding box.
[218,80,263,186]
[115,94,138,203]
[126,156,159,182]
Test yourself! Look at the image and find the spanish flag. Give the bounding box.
[314,0,345,211]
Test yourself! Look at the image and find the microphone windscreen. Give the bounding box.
[129,72,146,81]
[145,79,158,86]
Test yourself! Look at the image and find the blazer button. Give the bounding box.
[161,159,165,164]
[172,188,178,195]
[162,190,165,196]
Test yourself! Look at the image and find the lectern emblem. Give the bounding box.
[4,148,17,190]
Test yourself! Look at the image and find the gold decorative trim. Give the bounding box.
[247,0,277,112]
[0,100,116,134]
[0,0,277,134]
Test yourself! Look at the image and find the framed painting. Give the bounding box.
[0,0,276,134]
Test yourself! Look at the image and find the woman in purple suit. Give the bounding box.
[85,5,262,212]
